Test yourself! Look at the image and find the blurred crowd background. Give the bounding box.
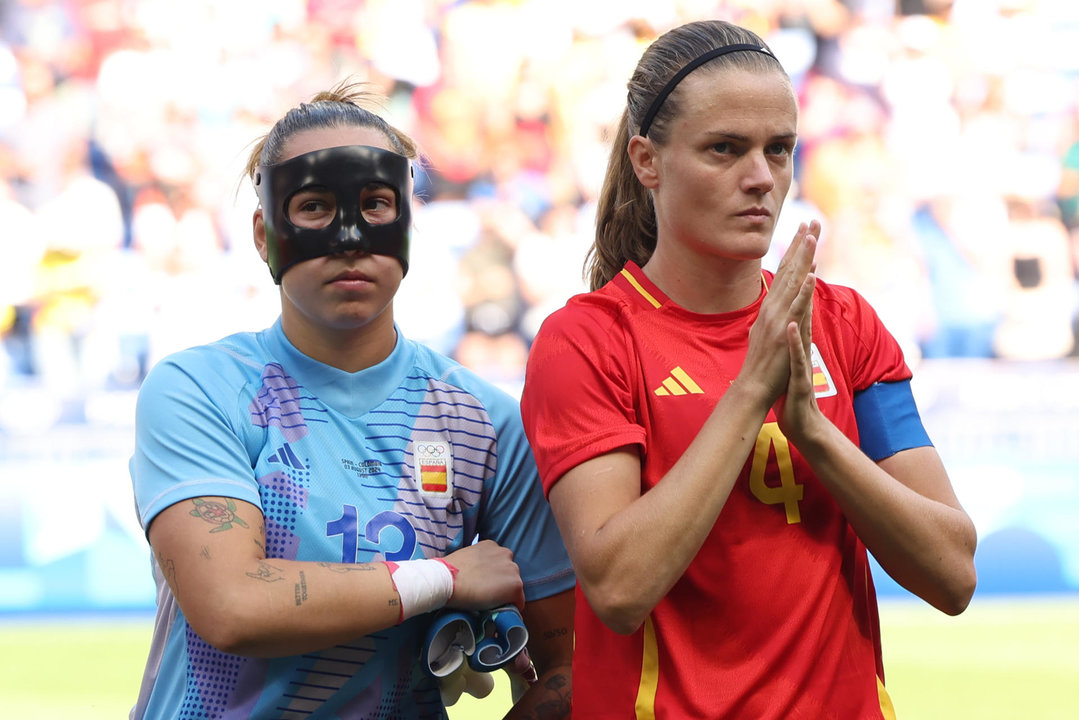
[3,0,1079,414]
[1,0,1078,612]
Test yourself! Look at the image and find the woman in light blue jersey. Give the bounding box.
[129,80,574,720]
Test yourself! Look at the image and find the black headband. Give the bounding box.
[638,43,776,137]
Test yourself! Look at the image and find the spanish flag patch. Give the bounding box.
[809,342,838,399]
[413,439,453,496]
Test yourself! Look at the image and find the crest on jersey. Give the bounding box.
[809,343,838,399]
[413,439,454,496]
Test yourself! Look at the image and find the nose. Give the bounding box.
[741,152,775,195]
[335,220,367,251]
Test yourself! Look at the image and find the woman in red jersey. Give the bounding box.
[520,20,977,720]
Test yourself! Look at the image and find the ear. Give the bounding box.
[627,134,660,190]
[252,208,269,263]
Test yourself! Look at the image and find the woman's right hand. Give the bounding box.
[740,220,819,406]
[444,539,525,611]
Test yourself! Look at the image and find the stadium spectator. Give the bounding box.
[0,0,1077,411]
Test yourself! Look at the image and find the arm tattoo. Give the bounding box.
[247,561,285,583]
[189,498,249,533]
[294,571,308,606]
[317,561,380,573]
[542,626,569,641]
[157,553,179,592]
[518,672,571,720]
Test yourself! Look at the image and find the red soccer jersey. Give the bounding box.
[521,262,911,719]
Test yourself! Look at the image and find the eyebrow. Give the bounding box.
[704,130,798,142]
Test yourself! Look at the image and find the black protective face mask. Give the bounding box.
[254,144,413,283]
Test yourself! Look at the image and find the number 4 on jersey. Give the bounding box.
[749,422,803,524]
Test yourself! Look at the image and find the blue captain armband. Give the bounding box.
[853,380,933,461]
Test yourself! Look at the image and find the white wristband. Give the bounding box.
[386,559,456,622]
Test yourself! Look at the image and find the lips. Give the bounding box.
[737,207,771,218]
[328,268,374,284]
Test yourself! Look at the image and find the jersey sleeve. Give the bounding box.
[835,284,911,391]
[520,303,647,496]
[824,283,932,457]
[130,350,262,533]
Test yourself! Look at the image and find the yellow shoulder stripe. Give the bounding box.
[620,268,662,309]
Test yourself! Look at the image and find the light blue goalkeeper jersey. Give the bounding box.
[129,319,573,719]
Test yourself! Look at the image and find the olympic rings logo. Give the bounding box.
[416,443,446,456]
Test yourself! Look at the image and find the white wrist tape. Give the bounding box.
[385,558,457,623]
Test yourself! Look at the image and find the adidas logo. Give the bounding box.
[653,366,703,396]
[267,443,306,469]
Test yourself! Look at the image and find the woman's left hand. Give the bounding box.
[772,302,825,448]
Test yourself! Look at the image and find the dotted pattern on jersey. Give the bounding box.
[259,468,310,561]
[251,362,313,562]
[180,627,244,719]
[194,365,489,718]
